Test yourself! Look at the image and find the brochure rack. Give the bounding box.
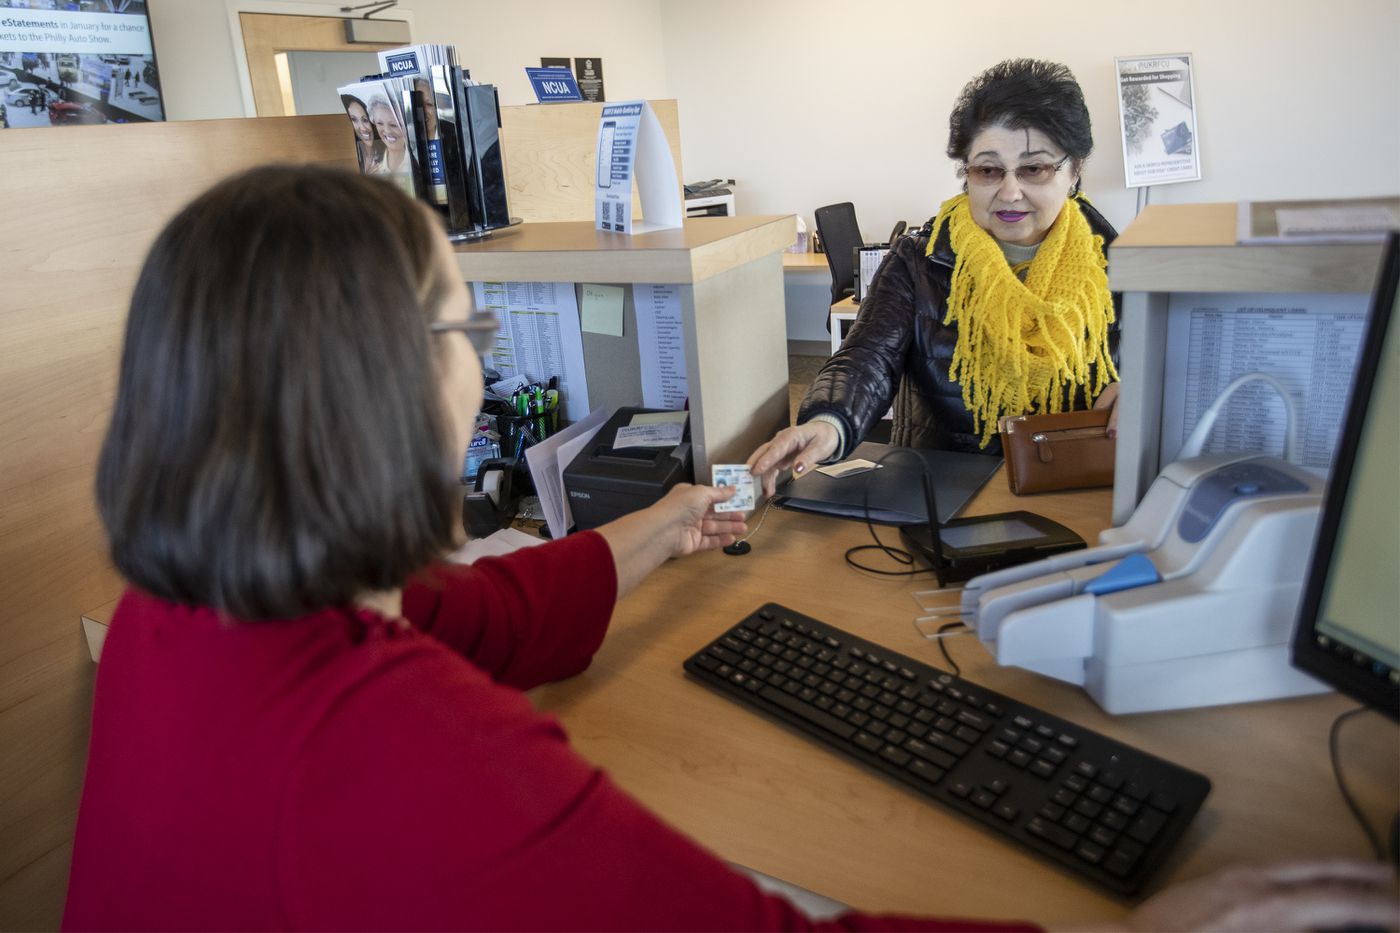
[425,66,517,241]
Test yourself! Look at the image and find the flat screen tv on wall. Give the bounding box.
[0,0,164,129]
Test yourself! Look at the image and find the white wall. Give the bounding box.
[405,0,667,108]
[147,0,1400,246]
[148,0,669,121]
[148,0,246,121]
[660,0,1400,240]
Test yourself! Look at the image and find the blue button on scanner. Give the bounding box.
[1234,482,1262,495]
[1084,553,1162,596]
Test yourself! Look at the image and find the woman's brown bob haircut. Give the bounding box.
[97,165,459,620]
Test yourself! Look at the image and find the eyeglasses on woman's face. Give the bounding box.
[431,312,498,358]
[963,153,1072,187]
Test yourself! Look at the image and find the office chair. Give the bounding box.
[886,220,907,246]
[814,202,862,308]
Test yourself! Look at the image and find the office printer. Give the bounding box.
[563,407,693,530]
[957,451,1331,714]
[684,178,736,218]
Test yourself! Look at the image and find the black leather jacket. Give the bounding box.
[798,198,1120,457]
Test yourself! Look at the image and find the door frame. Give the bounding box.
[224,0,416,117]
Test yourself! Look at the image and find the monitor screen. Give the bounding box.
[1292,232,1400,719]
[0,0,164,128]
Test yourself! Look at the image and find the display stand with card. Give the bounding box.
[595,100,684,235]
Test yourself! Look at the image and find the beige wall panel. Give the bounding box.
[0,100,678,927]
[0,114,356,930]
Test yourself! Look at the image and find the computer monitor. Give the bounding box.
[1291,231,1400,721]
[0,1,167,127]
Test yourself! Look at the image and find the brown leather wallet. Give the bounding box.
[1000,408,1115,495]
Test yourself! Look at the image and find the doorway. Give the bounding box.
[239,12,398,116]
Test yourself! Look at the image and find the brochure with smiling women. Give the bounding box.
[336,76,421,200]
[376,44,457,206]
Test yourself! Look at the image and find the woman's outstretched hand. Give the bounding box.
[656,483,749,558]
[746,421,841,499]
[595,483,747,597]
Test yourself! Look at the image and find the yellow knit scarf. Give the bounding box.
[926,193,1118,446]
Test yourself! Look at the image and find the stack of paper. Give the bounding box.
[1237,198,1400,245]
[524,407,611,539]
[448,527,545,564]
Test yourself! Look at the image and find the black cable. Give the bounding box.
[827,449,965,673]
[843,540,929,576]
[935,622,964,677]
[1329,705,1386,860]
[841,448,944,578]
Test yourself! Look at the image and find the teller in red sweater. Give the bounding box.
[64,167,1397,932]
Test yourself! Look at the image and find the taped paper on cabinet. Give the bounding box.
[473,281,591,421]
[633,284,688,409]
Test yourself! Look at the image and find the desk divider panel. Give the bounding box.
[454,216,797,478]
[685,252,791,472]
[1109,203,1386,524]
[0,101,684,927]
[0,114,358,929]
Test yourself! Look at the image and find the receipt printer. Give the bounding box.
[563,407,693,530]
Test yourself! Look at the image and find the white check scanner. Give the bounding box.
[960,374,1330,714]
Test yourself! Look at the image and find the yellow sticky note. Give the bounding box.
[580,284,625,336]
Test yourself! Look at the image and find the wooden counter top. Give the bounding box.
[452,215,794,284]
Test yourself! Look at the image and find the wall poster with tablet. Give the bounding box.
[0,0,165,129]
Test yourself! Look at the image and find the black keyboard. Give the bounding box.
[683,604,1211,896]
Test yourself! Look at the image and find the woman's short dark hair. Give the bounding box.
[97,165,459,620]
[947,59,1094,165]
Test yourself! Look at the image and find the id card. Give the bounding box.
[711,464,755,513]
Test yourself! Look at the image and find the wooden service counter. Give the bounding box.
[529,471,1399,926]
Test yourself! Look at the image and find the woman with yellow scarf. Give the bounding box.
[749,59,1120,496]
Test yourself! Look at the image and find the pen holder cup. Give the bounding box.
[496,414,531,458]
[497,410,557,458]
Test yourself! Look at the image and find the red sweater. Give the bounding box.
[64,531,1036,931]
